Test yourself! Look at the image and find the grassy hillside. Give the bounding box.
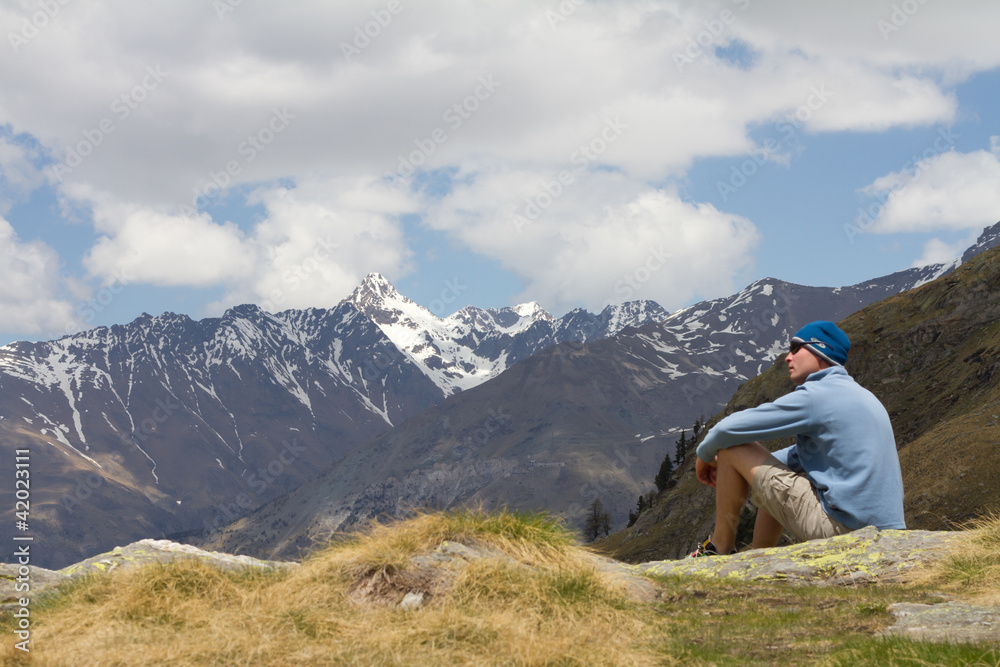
[604,245,1000,562]
[4,510,1000,666]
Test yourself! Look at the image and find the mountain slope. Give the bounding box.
[606,240,1000,562]
[0,300,448,567]
[6,222,996,568]
[198,253,974,561]
[0,277,665,568]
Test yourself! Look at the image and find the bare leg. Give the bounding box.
[708,442,778,554]
[710,450,751,554]
[751,507,784,549]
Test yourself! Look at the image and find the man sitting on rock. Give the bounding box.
[690,320,905,557]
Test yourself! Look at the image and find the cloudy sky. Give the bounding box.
[1,0,999,345]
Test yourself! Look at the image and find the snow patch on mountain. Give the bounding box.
[345,273,667,395]
[910,258,960,290]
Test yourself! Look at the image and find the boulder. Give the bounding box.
[631,527,961,585]
[57,538,299,578]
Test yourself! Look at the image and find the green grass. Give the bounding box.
[828,639,1000,666]
[641,575,999,666]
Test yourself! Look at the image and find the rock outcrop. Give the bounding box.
[882,601,1000,644]
[630,527,961,586]
[1,538,296,612]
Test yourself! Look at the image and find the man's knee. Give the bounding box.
[717,442,772,479]
[717,441,764,463]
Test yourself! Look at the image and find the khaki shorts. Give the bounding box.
[751,459,851,542]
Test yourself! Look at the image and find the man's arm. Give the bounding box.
[771,445,800,471]
[696,389,814,463]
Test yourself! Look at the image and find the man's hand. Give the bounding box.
[696,456,718,487]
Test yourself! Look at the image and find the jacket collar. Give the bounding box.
[803,365,848,383]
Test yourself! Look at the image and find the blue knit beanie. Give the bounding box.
[791,321,850,366]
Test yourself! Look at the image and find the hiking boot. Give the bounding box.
[686,537,734,558]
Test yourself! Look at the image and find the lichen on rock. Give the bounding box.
[631,527,961,586]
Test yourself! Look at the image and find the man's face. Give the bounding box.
[785,344,828,384]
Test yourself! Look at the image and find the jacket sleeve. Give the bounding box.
[696,389,814,462]
[771,445,802,472]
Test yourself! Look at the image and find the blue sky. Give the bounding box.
[1,1,999,345]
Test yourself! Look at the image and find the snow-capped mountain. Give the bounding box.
[5,221,997,568]
[651,258,960,386]
[197,226,1000,559]
[962,222,1000,263]
[345,272,668,395]
[0,278,666,568]
[0,298,449,567]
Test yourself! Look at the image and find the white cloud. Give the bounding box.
[0,134,45,211]
[84,209,253,287]
[910,235,977,268]
[1,0,1000,329]
[212,178,414,312]
[0,218,79,337]
[427,169,760,313]
[862,149,1000,233]
[69,177,415,313]
[726,0,1000,72]
[62,183,252,287]
[0,0,984,200]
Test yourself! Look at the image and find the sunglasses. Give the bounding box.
[789,339,827,355]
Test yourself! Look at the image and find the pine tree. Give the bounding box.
[584,497,611,541]
[600,510,611,537]
[673,429,687,467]
[654,445,675,492]
[631,492,652,527]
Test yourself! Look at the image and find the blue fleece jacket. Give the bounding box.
[696,366,905,531]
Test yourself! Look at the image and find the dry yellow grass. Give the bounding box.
[929,512,1000,606]
[11,510,1000,666]
[9,510,672,666]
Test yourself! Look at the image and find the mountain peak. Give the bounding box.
[346,273,416,317]
[512,301,554,322]
[354,272,399,299]
[962,220,1000,264]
